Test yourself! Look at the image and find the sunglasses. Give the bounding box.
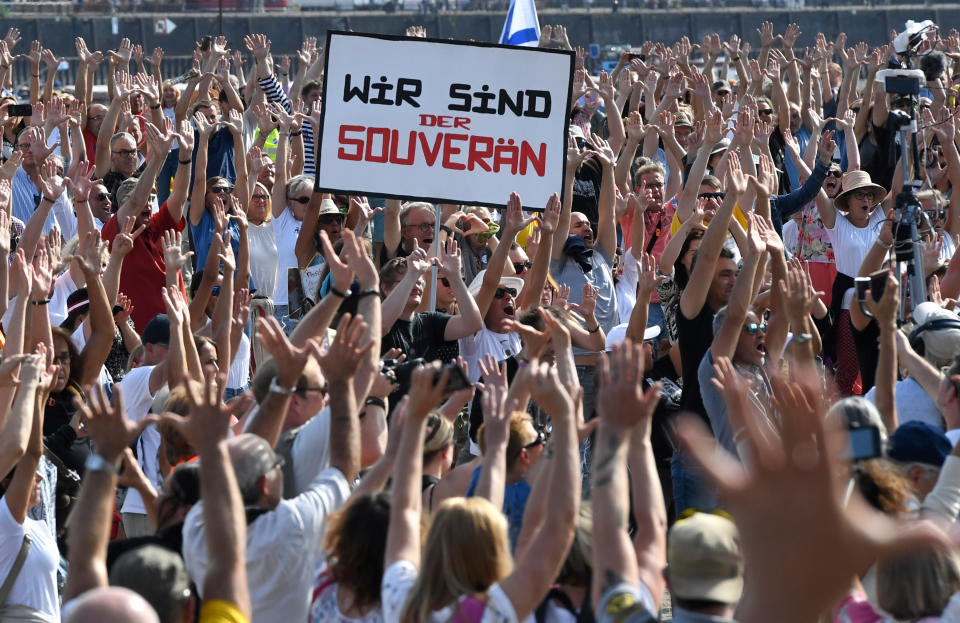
[850,107,861,114]
[758,108,774,115]
[743,322,767,335]
[112,148,137,156]
[494,287,517,299]
[288,196,311,204]
[295,383,329,398]
[210,186,233,195]
[93,192,110,201]
[513,428,549,459]
[211,286,220,296]
[252,193,269,201]
[318,213,345,225]
[513,261,532,273]
[698,192,725,200]
[439,277,450,287]
[827,170,842,179]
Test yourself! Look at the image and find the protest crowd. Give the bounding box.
[4,13,960,623]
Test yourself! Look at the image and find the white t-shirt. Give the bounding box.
[381,560,518,623]
[273,208,302,306]
[864,377,944,431]
[228,331,251,389]
[71,324,114,389]
[183,466,350,623]
[825,207,885,310]
[118,365,162,516]
[0,496,60,618]
[248,220,279,299]
[459,328,522,384]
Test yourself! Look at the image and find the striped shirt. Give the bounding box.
[258,75,316,177]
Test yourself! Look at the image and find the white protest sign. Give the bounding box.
[316,31,574,210]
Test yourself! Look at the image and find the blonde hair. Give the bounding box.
[400,497,513,623]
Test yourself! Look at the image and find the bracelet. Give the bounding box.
[179,158,192,165]
[290,130,302,137]
[30,298,51,306]
[150,103,161,110]
[85,453,118,474]
[40,196,54,204]
[731,56,740,61]
[791,332,814,345]
[355,289,380,299]
[440,224,453,235]
[329,286,348,298]
[31,73,39,78]
[875,238,894,250]
[364,396,387,410]
[587,323,600,334]
[268,379,296,395]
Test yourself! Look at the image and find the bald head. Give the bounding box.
[228,433,279,506]
[63,587,159,623]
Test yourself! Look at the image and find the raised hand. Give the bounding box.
[109,37,133,66]
[589,133,615,167]
[726,152,747,196]
[162,229,193,273]
[77,385,156,463]
[502,191,536,235]
[223,108,244,135]
[192,110,214,137]
[36,158,65,200]
[160,372,233,451]
[317,313,375,382]
[64,160,96,203]
[757,21,778,48]
[541,193,561,234]
[598,340,661,429]
[25,40,41,68]
[436,237,462,278]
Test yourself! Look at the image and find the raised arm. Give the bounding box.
[473,359,509,508]
[553,140,588,260]
[591,343,664,609]
[64,386,156,601]
[710,214,765,361]
[385,364,449,568]
[677,111,723,222]
[438,238,483,341]
[2,355,44,524]
[519,194,560,310]
[499,362,579,620]
[864,273,899,433]
[679,154,742,319]
[189,112,215,227]
[476,193,535,318]
[591,135,618,259]
[316,313,372,483]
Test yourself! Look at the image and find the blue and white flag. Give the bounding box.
[499,0,540,47]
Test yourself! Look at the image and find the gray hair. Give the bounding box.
[110,132,136,150]
[227,434,276,506]
[399,201,433,227]
[826,396,889,440]
[285,174,313,200]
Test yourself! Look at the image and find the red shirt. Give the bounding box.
[102,201,185,332]
[83,127,97,163]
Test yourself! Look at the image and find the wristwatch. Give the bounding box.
[85,453,118,474]
[791,333,814,345]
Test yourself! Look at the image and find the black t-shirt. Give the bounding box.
[677,303,717,421]
[381,311,457,363]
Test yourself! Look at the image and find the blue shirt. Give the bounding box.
[12,167,59,233]
[466,466,531,552]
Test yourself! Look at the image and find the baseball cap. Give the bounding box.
[667,512,743,604]
[887,421,951,468]
[141,314,171,346]
[109,545,191,618]
[910,302,960,365]
[604,322,660,351]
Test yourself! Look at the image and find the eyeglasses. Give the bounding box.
[698,192,726,200]
[318,213,345,225]
[850,107,861,114]
[758,108,774,115]
[851,190,875,201]
[513,261,532,273]
[494,287,517,299]
[93,192,110,202]
[406,222,434,232]
[288,196,311,204]
[53,353,71,366]
[16,143,31,151]
[252,193,269,201]
[112,148,137,156]
[88,115,105,122]
[743,322,767,335]
[827,170,842,179]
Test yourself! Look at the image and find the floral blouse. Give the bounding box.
[789,202,835,264]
